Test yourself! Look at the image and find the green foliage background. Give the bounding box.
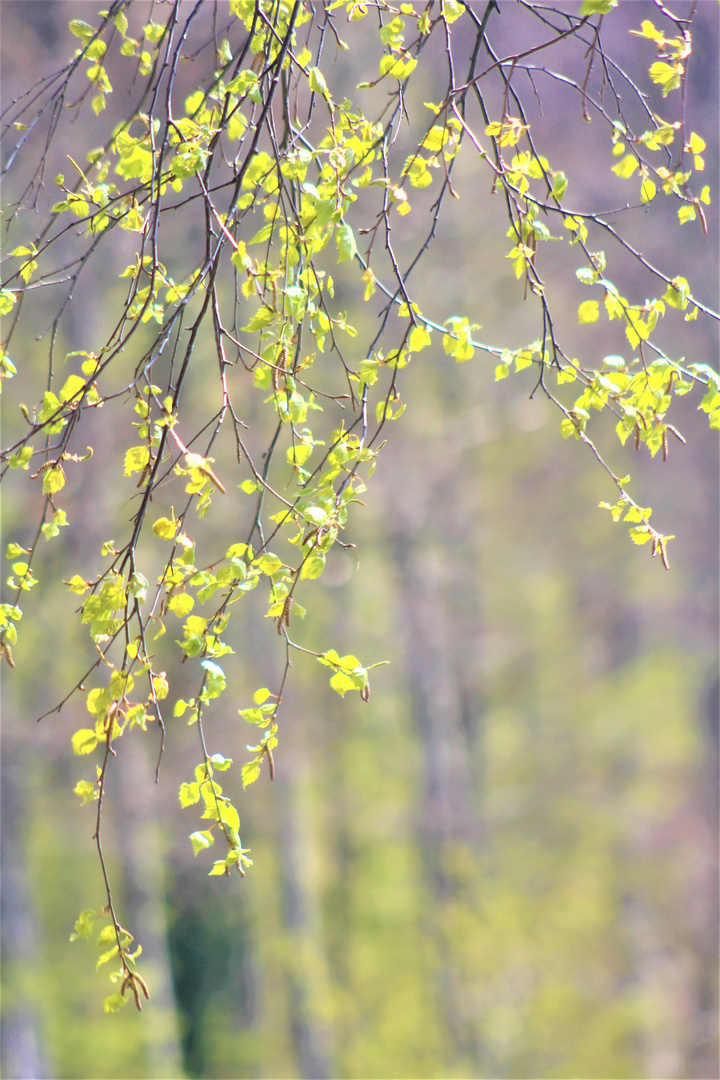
[1,3,717,1078]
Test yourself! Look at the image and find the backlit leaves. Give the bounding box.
[578,301,600,324]
[0,0,715,1013]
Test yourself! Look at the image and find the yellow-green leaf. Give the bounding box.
[611,154,638,179]
[72,729,98,756]
[640,179,656,203]
[42,466,66,495]
[578,300,600,324]
[124,445,150,476]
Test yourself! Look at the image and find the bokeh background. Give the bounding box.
[1,3,718,1078]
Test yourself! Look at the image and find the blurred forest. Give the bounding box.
[1,3,718,1078]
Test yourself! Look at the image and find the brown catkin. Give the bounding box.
[272,345,288,392]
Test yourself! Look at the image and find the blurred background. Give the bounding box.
[1,3,717,1078]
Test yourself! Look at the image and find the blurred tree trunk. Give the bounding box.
[1,738,50,1080]
[394,539,489,1070]
[386,405,490,1072]
[686,675,719,1079]
[113,737,185,1078]
[276,765,335,1080]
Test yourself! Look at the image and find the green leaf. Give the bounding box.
[0,290,18,316]
[190,830,214,856]
[226,543,248,559]
[649,61,682,95]
[687,132,705,154]
[561,417,581,440]
[640,179,656,203]
[209,753,233,771]
[124,445,150,476]
[308,66,329,97]
[153,516,177,538]
[86,687,110,715]
[579,0,617,14]
[69,19,96,42]
[179,781,200,807]
[242,759,262,788]
[611,154,638,180]
[330,670,356,696]
[201,659,226,698]
[144,21,165,42]
[70,908,102,941]
[441,0,466,22]
[301,505,328,526]
[74,779,99,804]
[379,52,417,80]
[663,278,689,309]
[403,156,432,189]
[255,553,283,575]
[42,508,69,541]
[242,306,276,333]
[300,554,326,580]
[96,924,117,947]
[421,126,447,153]
[97,944,119,970]
[42,466,65,495]
[336,223,357,263]
[103,993,129,1014]
[128,572,148,603]
[59,374,86,403]
[408,325,431,352]
[8,446,33,469]
[72,729,98,756]
[578,300,600,324]
[552,171,568,200]
[168,593,194,617]
[38,391,65,432]
[66,574,90,595]
[217,799,240,833]
[239,706,271,727]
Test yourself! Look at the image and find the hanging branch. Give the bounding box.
[0,0,716,1010]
